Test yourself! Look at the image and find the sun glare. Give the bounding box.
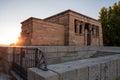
[0,36,19,45]
[0,30,20,46]
[0,24,21,46]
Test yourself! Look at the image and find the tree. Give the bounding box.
[99,1,120,46]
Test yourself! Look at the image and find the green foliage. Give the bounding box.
[99,1,120,46]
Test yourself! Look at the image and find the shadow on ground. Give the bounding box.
[0,55,16,80]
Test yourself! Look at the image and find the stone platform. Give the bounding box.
[28,54,120,80]
[0,46,120,80]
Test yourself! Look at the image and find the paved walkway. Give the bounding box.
[0,56,13,80]
[0,73,11,80]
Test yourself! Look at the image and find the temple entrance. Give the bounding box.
[87,31,91,45]
[85,23,91,45]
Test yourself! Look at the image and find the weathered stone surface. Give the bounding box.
[89,64,100,80]
[18,10,103,46]
[28,68,59,80]
[76,67,89,80]
[27,54,120,80]
[1,46,120,80]
[117,60,120,78]
[100,62,110,80]
[19,18,65,46]
[39,46,97,64]
[108,60,117,80]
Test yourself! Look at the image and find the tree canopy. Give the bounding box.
[99,1,120,46]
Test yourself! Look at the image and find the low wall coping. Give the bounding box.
[28,54,120,80]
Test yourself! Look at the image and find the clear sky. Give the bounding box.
[0,0,119,45]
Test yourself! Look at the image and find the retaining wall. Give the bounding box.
[0,47,13,73]
[28,54,120,80]
[0,46,120,80]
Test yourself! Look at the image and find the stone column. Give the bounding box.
[76,21,80,34]
[77,24,80,34]
[82,22,85,35]
[84,23,87,45]
[96,26,99,36]
[82,22,86,45]
[94,26,97,37]
[92,25,95,36]
[89,24,92,45]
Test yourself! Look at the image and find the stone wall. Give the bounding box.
[38,46,97,64]
[1,46,120,67]
[44,11,69,45]
[28,54,120,80]
[44,10,103,46]
[32,18,65,46]
[0,47,13,74]
[21,18,65,46]
[20,18,33,46]
[19,10,103,46]
[0,46,120,80]
[69,11,103,46]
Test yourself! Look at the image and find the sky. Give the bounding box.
[0,0,119,45]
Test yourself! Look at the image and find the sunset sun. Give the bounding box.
[0,28,20,45]
[0,35,19,45]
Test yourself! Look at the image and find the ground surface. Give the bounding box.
[0,55,14,80]
[0,57,10,80]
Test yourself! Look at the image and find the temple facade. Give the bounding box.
[18,10,103,46]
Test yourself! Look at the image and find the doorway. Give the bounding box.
[85,23,91,45]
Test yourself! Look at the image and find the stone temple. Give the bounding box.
[18,10,103,46]
[1,10,120,80]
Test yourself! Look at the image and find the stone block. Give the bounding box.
[87,51,96,58]
[45,52,58,58]
[61,56,75,62]
[76,67,89,80]
[62,69,77,80]
[83,46,89,51]
[65,51,75,57]
[28,68,35,80]
[77,51,87,59]
[57,52,67,57]
[46,57,61,64]
[57,46,68,52]
[28,68,59,80]
[48,63,77,80]
[74,46,84,51]
[116,60,120,77]
[87,46,99,51]
[78,51,91,59]
[30,19,65,46]
[67,46,75,52]
[89,64,100,80]
[45,47,58,53]
[100,62,109,80]
[108,60,117,80]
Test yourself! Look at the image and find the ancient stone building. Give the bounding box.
[18,10,103,46]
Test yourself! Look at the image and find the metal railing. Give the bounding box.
[12,47,48,80]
